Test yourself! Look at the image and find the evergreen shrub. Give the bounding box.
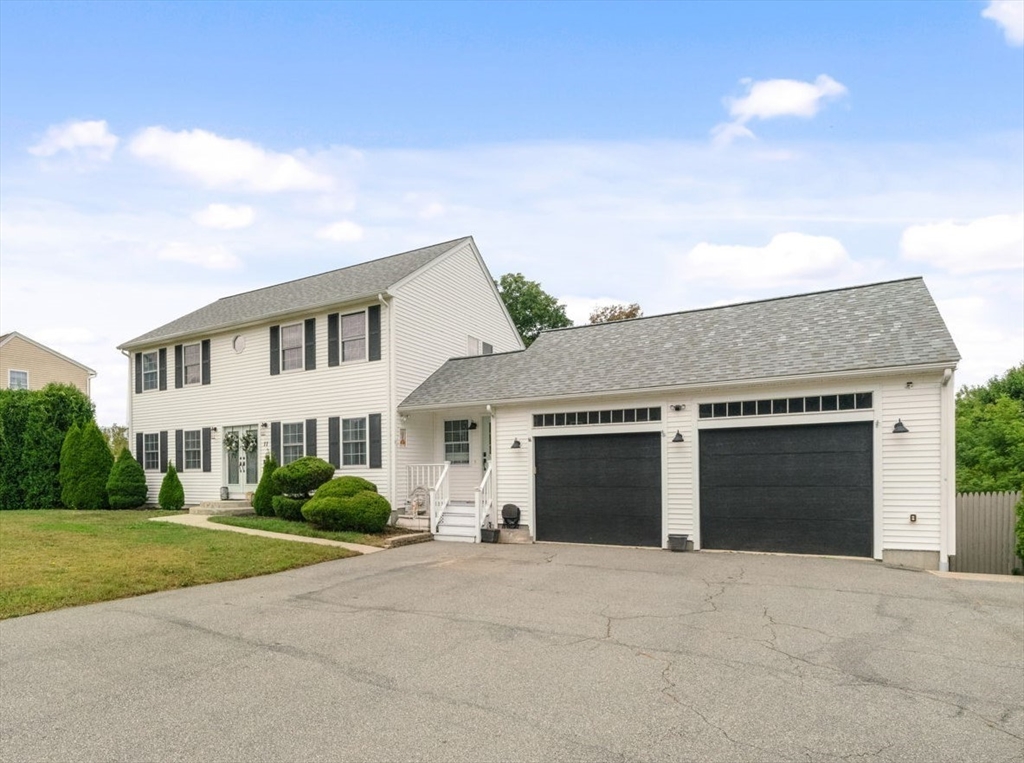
[158,464,185,510]
[106,448,148,509]
[251,454,279,516]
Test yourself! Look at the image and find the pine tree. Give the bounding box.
[75,422,114,509]
[158,464,185,510]
[59,423,83,508]
[251,454,279,516]
[106,448,149,509]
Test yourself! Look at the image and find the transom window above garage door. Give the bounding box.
[533,407,662,428]
[698,392,872,419]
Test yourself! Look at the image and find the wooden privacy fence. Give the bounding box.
[952,492,1022,575]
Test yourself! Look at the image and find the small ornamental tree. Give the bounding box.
[158,464,185,510]
[59,423,84,508]
[251,454,279,516]
[106,448,148,509]
[271,456,335,521]
[75,421,114,509]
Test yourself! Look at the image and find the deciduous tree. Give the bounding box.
[956,363,1024,493]
[588,303,642,324]
[495,273,573,347]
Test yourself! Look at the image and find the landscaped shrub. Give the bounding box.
[251,454,279,516]
[313,475,377,500]
[272,495,307,522]
[3,383,94,509]
[59,423,83,508]
[271,456,336,498]
[158,464,185,510]
[303,490,392,533]
[74,422,113,509]
[106,448,148,509]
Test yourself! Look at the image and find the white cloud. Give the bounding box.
[32,327,98,346]
[129,127,332,192]
[28,120,119,161]
[157,242,241,270]
[679,232,853,288]
[192,203,255,230]
[983,0,1024,46]
[899,213,1024,274]
[713,75,847,145]
[316,219,364,242]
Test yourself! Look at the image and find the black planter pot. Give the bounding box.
[480,527,500,543]
[667,534,689,552]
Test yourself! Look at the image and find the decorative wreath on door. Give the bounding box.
[240,431,258,453]
[222,432,240,451]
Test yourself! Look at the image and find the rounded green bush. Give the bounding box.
[252,454,279,516]
[272,456,335,497]
[314,475,378,500]
[106,448,148,509]
[272,495,307,522]
[302,490,391,533]
[158,464,185,510]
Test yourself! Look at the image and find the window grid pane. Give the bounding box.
[697,392,874,419]
[144,433,159,470]
[142,352,159,390]
[444,420,470,464]
[9,370,28,390]
[281,324,303,371]
[184,344,201,385]
[282,422,304,464]
[184,430,202,470]
[343,418,367,466]
[342,313,366,362]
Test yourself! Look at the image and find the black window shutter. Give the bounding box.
[174,345,183,388]
[134,353,142,394]
[175,429,183,470]
[271,422,281,463]
[202,428,212,472]
[159,431,168,473]
[136,432,144,463]
[328,416,340,468]
[269,326,280,376]
[483,342,493,355]
[304,318,316,371]
[368,305,381,362]
[305,418,317,457]
[369,413,382,469]
[158,348,167,391]
[201,339,211,385]
[327,313,339,366]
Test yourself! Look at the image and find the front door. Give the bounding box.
[225,425,259,498]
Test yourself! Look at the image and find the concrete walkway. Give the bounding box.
[150,513,385,554]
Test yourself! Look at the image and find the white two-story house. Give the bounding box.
[119,237,523,509]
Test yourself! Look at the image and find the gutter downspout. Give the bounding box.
[940,367,955,571]
[379,293,395,506]
[121,349,132,455]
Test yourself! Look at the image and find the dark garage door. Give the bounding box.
[535,432,661,546]
[700,422,873,557]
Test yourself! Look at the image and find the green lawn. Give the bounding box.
[0,510,354,619]
[209,514,416,547]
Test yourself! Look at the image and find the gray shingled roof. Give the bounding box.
[400,277,960,409]
[120,238,471,349]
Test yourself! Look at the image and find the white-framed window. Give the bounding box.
[8,370,28,390]
[444,420,470,464]
[282,422,304,464]
[341,312,366,362]
[184,430,202,470]
[143,433,160,471]
[343,417,367,466]
[281,323,304,371]
[183,343,202,385]
[142,351,159,391]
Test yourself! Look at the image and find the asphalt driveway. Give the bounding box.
[1,542,1022,763]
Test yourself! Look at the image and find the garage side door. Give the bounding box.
[535,432,661,547]
[699,422,873,557]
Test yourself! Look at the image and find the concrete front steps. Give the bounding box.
[190,500,255,516]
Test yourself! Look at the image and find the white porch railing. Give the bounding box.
[474,464,496,543]
[427,462,450,535]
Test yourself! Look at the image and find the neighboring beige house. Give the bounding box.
[0,332,96,396]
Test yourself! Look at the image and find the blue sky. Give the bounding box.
[1,0,1022,425]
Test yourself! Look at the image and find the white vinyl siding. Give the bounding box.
[129,310,391,503]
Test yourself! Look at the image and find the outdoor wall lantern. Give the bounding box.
[892,419,909,434]
[468,421,478,430]
[672,431,684,443]
[511,438,522,449]
[671,404,685,412]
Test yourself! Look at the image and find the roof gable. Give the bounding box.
[120,237,472,348]
[0,331,97,375]
[400,277,961,408]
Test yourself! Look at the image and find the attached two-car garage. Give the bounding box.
[533,422,873,558]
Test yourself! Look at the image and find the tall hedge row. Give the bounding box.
[0,384,94,510]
